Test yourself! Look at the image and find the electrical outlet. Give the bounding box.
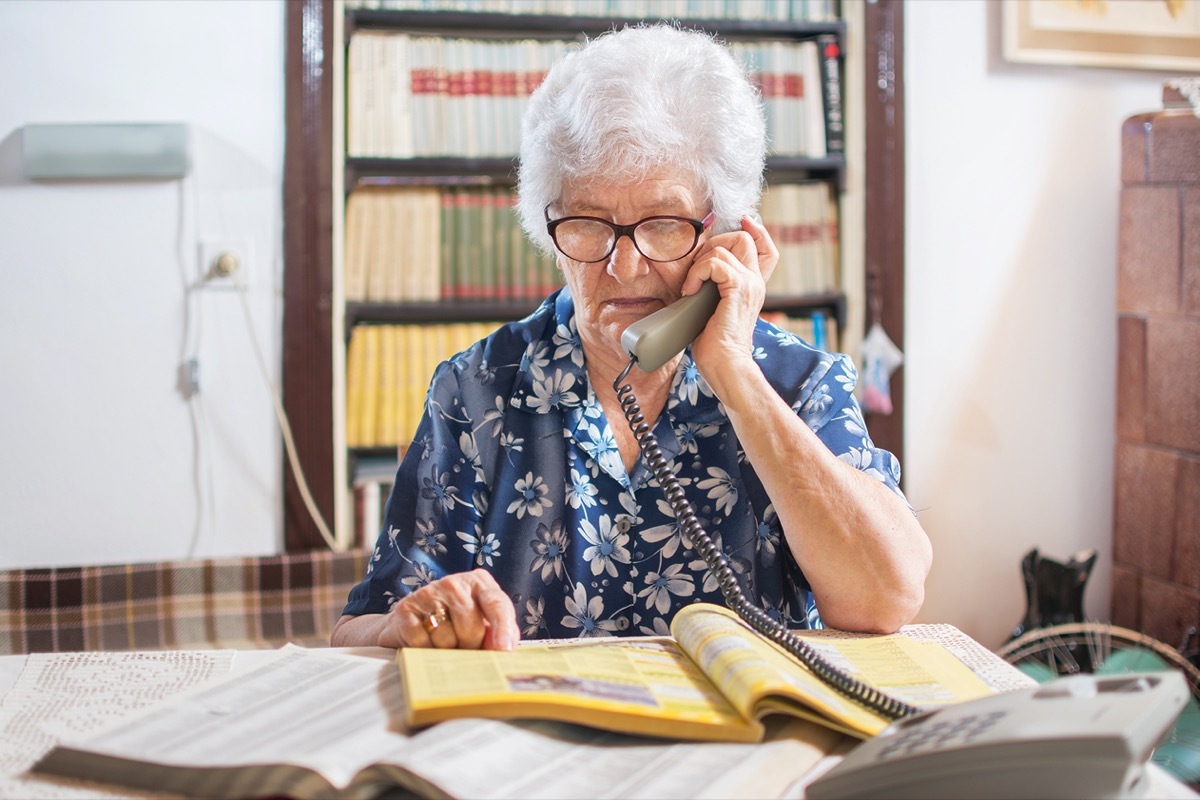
[198,238,253,287]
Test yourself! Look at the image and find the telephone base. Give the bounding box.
[806,672,1191,800]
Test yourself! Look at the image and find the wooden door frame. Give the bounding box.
[861,0,906,469]
[282,0,336,551]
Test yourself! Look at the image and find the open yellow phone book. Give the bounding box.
[398,602,997,742]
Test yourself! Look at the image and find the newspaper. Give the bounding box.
[23,646,842,799]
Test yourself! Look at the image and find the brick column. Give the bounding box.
[1114,80,1200,649]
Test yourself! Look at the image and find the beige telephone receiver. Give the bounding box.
[621,280,721,371]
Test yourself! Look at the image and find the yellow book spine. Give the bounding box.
[398,325,416,446]
[378,325,399,447]
[359,325,382,447]
[344,326,366,448]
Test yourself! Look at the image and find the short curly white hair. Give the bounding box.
[516,23,767,253]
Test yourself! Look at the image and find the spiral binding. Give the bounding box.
[614,359,920,722]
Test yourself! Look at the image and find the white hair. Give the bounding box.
[516,24,767,253]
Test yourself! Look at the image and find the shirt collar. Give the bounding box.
[509,286,724,424]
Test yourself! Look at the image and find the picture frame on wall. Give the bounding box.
[1003,0,1200,72]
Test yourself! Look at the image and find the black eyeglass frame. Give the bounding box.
[544,206,716,263]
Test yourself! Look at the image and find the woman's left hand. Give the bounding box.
[681,215,778,378]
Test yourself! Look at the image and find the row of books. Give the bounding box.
[343,0,839,23]
[344,185,561,303]
[345,310,836,451]
[730,39,829,158]
[347,33,840,159]
[345,321,504,448]
[347,34,565,158]
[760,181,840,296]
[343,182,838,304]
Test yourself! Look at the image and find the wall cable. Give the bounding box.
[229,272,340,551]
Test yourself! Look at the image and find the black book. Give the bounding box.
[817,34,844,155]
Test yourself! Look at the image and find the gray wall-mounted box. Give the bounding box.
[22,123,192,180]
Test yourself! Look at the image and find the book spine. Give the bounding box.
[784,183,804,295]
[390,33,414,157]
[478,187,496,301]
[420,187,442,301]
[758,184,783,297]
[822,181,840,292]
[453,188,470,299]
[390,189,409,302]
[800,40,825,158]
[354,479,383,548]
[816,34,844,156]
[365,189,387,302]
[359,325,381,447]
[440,188,455,301]
[344,191,366,301]
[345,325,366,447]
[509,192,528,301]
[410,38,432,157]
[432,38,450,156]
[398,325,415,445]
[492,188,511,301]
[788,41,808,157]
[799,182,819,294]
[347,33,365,156]
[378,324,399,445]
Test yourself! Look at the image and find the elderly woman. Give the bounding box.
[332,24,931,651]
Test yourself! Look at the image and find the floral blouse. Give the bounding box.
[343,287,905,638]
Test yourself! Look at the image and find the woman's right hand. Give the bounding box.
[378,569,520,650]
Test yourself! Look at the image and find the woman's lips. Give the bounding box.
[604,296,663,312]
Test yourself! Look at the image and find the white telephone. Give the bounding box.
[805,671,1191,800]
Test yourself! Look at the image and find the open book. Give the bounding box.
[400,602,998,743]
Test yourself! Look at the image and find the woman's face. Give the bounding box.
[550,172,709,368]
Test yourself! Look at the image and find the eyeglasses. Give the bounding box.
[545,206,715,263]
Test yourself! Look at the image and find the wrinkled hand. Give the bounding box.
[682,215,778,376]
[379,570,519,650]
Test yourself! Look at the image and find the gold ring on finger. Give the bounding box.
[421,607,450,634]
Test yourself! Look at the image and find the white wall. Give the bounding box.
[904,0,1173,647]
[0,0,286,568]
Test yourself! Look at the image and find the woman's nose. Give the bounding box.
[606,235,648,284]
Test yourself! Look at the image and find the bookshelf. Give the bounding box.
[281,0,907,551]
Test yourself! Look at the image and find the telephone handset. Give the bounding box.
[621,281,721,371]
[806,671,1191,800]
[614,281,919,722]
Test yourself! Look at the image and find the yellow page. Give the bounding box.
[398,637,762,742]
[671,604,995,738]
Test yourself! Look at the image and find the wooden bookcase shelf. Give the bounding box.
[346,155,846,191]
[345,291,845,336]
[281,0,907,551]
[345,8,846,40]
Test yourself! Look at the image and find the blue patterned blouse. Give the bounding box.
[343,287,905,639]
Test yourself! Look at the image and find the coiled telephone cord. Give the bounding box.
[614,358,920,722]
